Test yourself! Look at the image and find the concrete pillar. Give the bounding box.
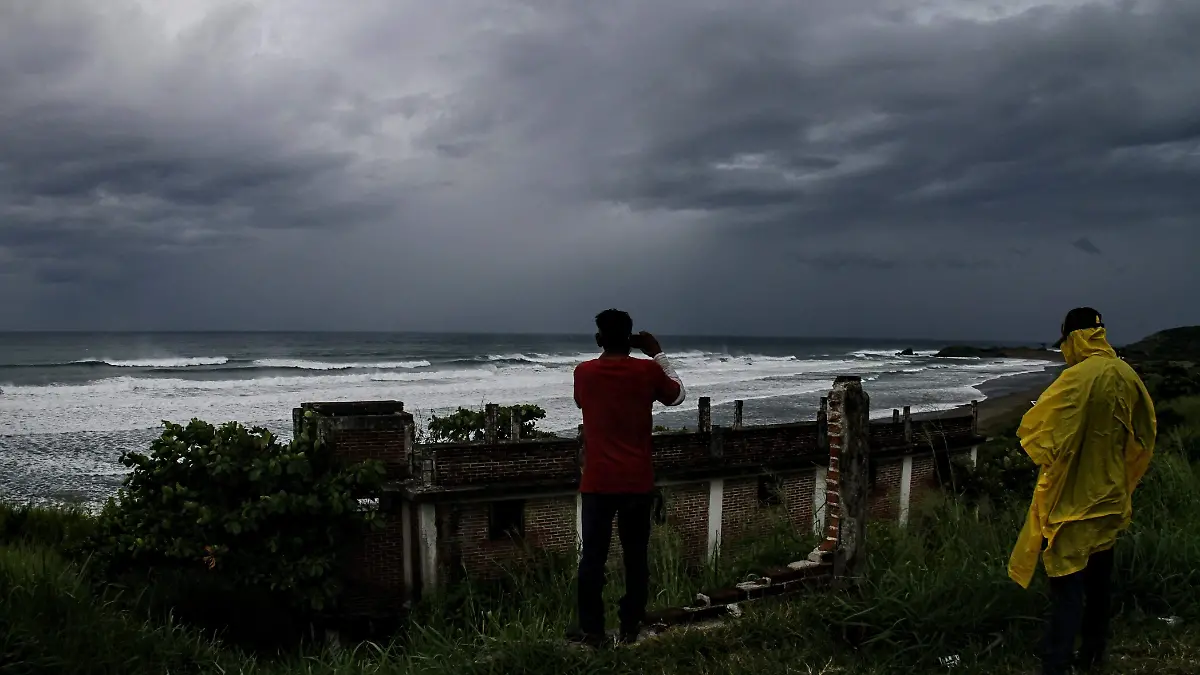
[970,400,980,436]
[510,406,522,441]
[485,403,499,445]
[575,492,584,560]
[892,409,900,425]
[401,501,414,597]
[817,396,829,454]
[706,479,724,565]
[902,406,912,444]
[970,445,979,468]
[898,456,913,527]
[577,424,585,472]
[417,503,438,595]
[698,397,712,433]
[402,418,415,472]
[733,400,744,429]
[812,466,828,536]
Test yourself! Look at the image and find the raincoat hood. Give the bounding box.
[1008,330,1156,589]
[1060,327,1117,367]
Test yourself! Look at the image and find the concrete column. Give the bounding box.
[698,397,712,433]
[485,404,499,444]
[706,479,724,565]
[401,501,414,597]
[902,406,912,444]
[970,445,979,468]
[898,456,914,527]
[817,396,829,454]
[733,400,744,429]
[970,400,980,436]
[892,409,900,424]
[417,503,438,594]
[510,406,522,441]
[812,466,828,536]
[575,492,584,561]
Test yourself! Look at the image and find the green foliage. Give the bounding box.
[0,502,95,550]
[424,404,558,443]
[937,428,1038,508]
[84,415,386,612]
[0,543,236,675]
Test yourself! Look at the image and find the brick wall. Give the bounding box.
[912,418,975,450]
[663,483,709,565]
[332,429,412,479]
[783,471,816,535]
[869,422,908,450]
[720,478,759,553]
[910,455,938,507]
[648,434,711,471]
[428,440,579,487]
[867,459,904,520]
[720,424,820,465]
[438,495,578,580]
[342,514,406,611]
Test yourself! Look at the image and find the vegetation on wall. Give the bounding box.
[84,413,386,613]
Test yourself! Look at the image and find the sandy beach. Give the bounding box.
[914,365,1065,437]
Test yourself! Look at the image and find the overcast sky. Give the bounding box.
[1,0,1197,343]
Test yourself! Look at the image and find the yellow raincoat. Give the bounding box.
[1008,327,1156,588]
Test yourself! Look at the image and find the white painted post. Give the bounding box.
[970,445,979,468]
[575,492,584,561]
[812,466,828,536]
[418,503,438,594]
[706,479,724,564]
[898,456,914,527]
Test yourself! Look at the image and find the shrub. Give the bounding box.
[84,413,386,613]
[423,404,558,443]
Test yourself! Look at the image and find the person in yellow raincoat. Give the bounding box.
[1008,307,1156,675]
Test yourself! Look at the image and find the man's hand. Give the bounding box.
[634,331,663,358]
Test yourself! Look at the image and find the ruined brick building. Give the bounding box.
[296,383,983,610]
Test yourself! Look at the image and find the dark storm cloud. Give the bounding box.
[1,0,1197,338]
[1073,237,1103,255]
[447,0,1200,240]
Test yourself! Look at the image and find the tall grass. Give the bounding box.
[4,431,1200,674]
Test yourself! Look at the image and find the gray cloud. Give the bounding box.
[1,0,1198,340]
[1073,237,1103,255]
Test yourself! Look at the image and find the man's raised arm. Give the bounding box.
[634,331,686,406]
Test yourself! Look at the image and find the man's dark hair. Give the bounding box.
[595,309,633,353]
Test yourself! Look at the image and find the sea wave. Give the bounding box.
[250,359,431,370]
[73,356,230,368]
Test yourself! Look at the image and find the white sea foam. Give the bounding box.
[0,352,1057,440]
[252,359,432,370]
[75,356,229,367]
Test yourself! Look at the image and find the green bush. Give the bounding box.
[84,414,386,613]
[423,404,558,443]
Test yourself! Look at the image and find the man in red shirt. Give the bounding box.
[568,309,687,646]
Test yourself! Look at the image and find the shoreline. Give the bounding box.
[912,366,1063,436]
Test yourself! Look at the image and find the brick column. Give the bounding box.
[813,376,870,581]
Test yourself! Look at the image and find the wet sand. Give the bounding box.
[913,366,1064,437]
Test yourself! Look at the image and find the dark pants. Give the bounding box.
[576,492,654,635]
[1042,547,1115,674]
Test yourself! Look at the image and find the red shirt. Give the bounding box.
[574,355,682,494]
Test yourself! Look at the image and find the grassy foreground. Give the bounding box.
[3,416,1200,674]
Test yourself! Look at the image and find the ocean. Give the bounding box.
[0,332,1056,507]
